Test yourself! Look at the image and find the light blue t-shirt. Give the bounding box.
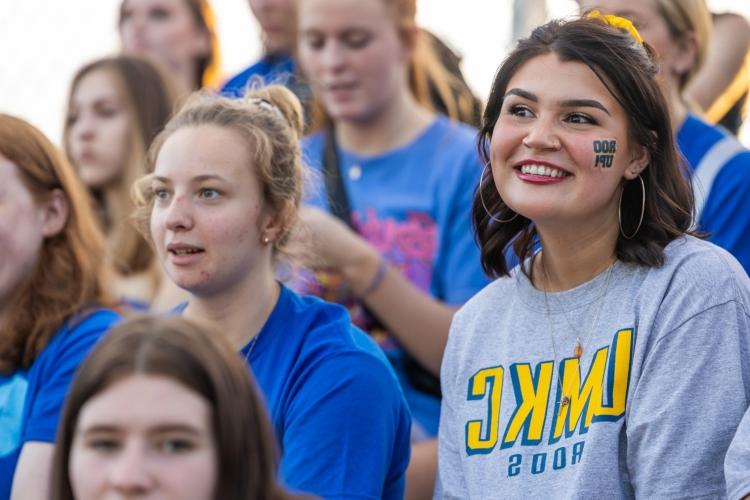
[176,285,411,499]
[0,308,119,499]
[296,115,490,437]
[677,113,750,273]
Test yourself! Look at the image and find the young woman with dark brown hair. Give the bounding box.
[0,115,119,500]
[436,14,750,498]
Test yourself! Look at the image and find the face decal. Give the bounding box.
[593,139,617,168]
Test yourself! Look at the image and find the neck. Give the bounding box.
[662,78,688,131]
[534,211,619,292]
[183,269,280,351]
[334,89,433,156]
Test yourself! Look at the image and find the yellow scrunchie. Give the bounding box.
[586,9,645,45]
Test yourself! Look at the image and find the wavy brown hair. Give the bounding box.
[51,315,295,500]
[64,55,176,278]
[474,17,695,278]
[0,114,111,373]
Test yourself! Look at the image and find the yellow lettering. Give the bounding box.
[595,329,634,420]
[552,347,608,440]
[502,362,553,447]
[466,366,504,455]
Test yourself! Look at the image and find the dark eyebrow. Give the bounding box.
[504,88,537,101]
[560,99,611,116]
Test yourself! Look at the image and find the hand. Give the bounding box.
[296,206,381,295]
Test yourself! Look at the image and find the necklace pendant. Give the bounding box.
[574,340,583,359]
[560,395,570,407]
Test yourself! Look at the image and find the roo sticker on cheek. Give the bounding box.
[593,139,617,168]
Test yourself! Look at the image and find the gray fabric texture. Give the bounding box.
[436,236,750,500]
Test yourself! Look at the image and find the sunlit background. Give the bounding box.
[1,0,747,145]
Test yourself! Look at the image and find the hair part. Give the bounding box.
[0,114,112,373]
[474,17,695,278]
[133,84,305,265]
[50,315,290,500]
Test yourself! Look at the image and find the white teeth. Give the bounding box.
[520,164,566,178]
[173,249,199,255]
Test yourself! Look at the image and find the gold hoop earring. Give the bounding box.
[618,174,645,240]
[480,161,518,223]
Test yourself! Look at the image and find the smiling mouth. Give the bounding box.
[519,164,570,178]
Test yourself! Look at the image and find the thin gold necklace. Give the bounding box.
[540,257,616,411]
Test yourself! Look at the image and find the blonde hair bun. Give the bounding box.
[245,85,304,140]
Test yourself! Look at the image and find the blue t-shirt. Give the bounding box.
[677,113,750,273]
[221,54,300,98]
[296,115,490,437]
[175,285,411,499]
[0,308,119,499]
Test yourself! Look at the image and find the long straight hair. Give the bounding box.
[63,55,176,277]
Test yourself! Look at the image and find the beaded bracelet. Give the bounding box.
[361,258,388,297]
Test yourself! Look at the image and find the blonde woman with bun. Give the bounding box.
[133,85,410,499]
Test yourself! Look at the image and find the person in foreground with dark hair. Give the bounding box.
[50,315,295,500]
[435,14,750,499]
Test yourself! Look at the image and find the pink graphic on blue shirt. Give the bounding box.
[294,209,437,351]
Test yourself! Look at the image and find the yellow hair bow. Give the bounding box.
[586,9,645,45]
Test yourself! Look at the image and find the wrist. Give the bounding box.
[343,246,385,297]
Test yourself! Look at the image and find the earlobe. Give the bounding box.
[625,144,650,180]
[41,189,70,238]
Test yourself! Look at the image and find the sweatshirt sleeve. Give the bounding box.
[626,300,750,498]
[726,407,750,500]
[435,314,471,499]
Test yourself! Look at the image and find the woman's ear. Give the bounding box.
[259,202,293,244]
[624,144,650,180]
[40,189,70,238]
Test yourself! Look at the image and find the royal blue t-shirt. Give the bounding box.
[221,54,298,98]
[0,308,119,499]
[295,115,490,438]
[176,285,411,499]
[677,113,750,273]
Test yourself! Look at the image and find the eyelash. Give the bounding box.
[565,112,596,125]
[505,105,597,125]
[198,188,220,199]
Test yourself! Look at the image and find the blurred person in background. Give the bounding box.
[223,0,481,127]
[118,0,221,96]
[686,10,750,136]
[0,115,119,500]
[50,315,297,500]
[579,0,750,274]
[64,55,186,310]
[294,0,489,496]
[132,85,411,498]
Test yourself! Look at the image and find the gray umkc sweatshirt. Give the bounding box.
[436,236,750,499]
